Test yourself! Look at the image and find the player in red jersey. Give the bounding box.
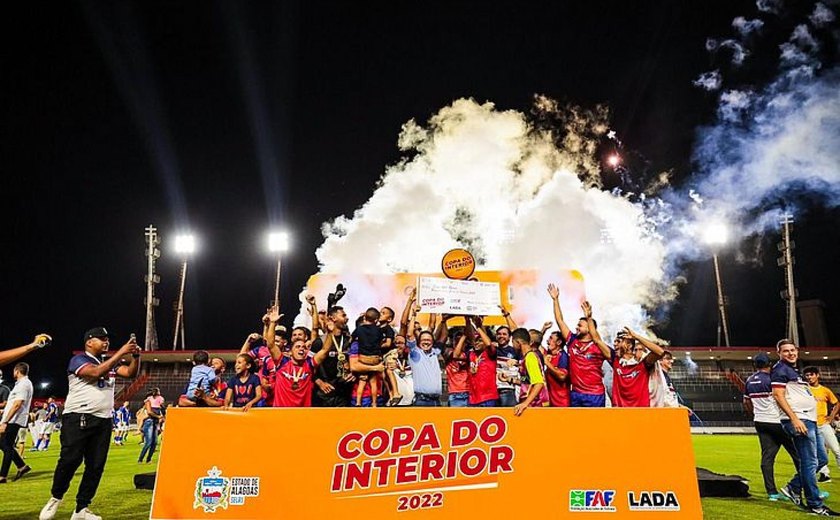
[265,306,334,407]
[542,331,570,407]
[591,325,664,407]
[469,317,499,407]
[547,284,607,407]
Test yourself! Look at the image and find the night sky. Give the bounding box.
[2,1,838,393]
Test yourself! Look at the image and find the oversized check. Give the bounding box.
[417,276,501,315]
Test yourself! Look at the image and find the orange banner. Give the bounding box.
[151,408,701,519]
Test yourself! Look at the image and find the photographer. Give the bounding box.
[39,328,140,520]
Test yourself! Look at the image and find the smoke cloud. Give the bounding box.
[298,1,839,341]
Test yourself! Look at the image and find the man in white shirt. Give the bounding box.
[40,328,140,520]
[0,362,34,483]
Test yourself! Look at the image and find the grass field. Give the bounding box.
[0,434,833,519]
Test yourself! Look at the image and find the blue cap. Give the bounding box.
[754,352,771,368]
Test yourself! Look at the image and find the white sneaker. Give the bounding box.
[70,508,102,520]
[39,497,63,520]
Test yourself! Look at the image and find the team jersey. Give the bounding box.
[611,354,651,407]
[744,371,781,424]
[468,348,499,405]
[810,384,839,427]
[496,344,521,391]
[566,333,608,395]
[519,350,548,407]
[227,373,262,407]
[445,353,470,394]
[64,352,117,419]
[116,405,131,424]
[45,402,60,423]
[273,357,318,407]
[770,360,816,422]
[545,349,570,407]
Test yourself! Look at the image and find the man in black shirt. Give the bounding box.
[311,306,353,407]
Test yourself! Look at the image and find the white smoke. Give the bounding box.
[732,17,765,38]
[306,98,669,337]
[693,70,723,91]
[811,2,836,26]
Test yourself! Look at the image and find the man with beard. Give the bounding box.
[311,305,354,407]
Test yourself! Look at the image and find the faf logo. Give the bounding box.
[194,466,261,513]
[628,491,680,511]
[569,489,616,512]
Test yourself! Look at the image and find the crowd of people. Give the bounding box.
[0,282,838,517]
[169,284,684,413]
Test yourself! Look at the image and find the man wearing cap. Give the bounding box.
[0,333,52,368]
[744,352,800,501]
[40,328,141,520]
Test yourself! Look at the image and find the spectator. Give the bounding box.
[547,284,607,407]
[803,366,840,483]
[0,362,34,483]
[0,371,10,411]
[387,334,415,406]
[224,354,262,411]
[40,328,140,520]
[138,389,163,464]
[35,397,60,451]
[30,403,48,451]
[651,350,680,408]
[351,308,388,407]
[494,324,521,408]
[772,339,839,516]
[744,353,799,501]
[184,351,216,405]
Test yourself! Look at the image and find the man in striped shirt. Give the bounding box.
[744,352,799,501]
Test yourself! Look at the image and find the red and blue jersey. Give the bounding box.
[546,350,570,407]
[226,373,261,407]
[273,357,318,407]
[611,353,651,407]
[566,333,607,396]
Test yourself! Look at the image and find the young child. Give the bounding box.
[184,350,217,405]
[352,308,390,407]
[224,354,262,411]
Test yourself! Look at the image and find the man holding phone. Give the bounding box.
[40,328,141,520]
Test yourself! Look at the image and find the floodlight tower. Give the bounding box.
[267,231,291,307]
[778,214,800,346]
[144,225,161,351]
[703,223,731,348]
[172,234,196,350]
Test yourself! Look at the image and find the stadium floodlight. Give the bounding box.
[702,222,728,246]
[267,231,291,253]
[172,233,197,350]
[40,381,50,390]
[607,154,621,168]
[267,230,292,306]
[173,234,197,255]
[702,222,731,347]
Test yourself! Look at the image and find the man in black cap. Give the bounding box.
[39,327,140,520]
[744,352,800,501]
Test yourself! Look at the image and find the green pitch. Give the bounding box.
[0,434,833,519]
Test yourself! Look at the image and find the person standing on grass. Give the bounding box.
[744,352,800,501]
[0,362,34,483]
[39,327,141,520]
[137,389,163,464]
[803,366,840,483]
[772,339,840,516]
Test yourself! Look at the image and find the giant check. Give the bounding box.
[417,276,501,316]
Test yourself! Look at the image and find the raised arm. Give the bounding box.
[499,304,519,330]
[399,287,416,336]
[547,284,571,340]
[0,334,50,368]
[78,338,140,381]
[264,306,284,362]
[624,327,664,367]
[240,333,260,355]
[313,331,334,367]
[305,294,320,341]
[472,316,497,357]
[434,315,450,344]
[582,302,612,359]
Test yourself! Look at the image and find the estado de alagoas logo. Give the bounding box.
[329,416,514,506]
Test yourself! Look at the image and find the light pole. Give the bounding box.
[267,231,290,307]
[172,234,196,350]
[703,223,731,348]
